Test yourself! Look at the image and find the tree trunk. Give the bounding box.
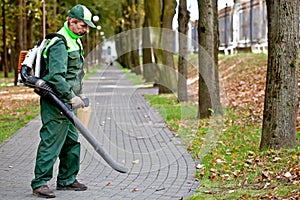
[157,0,177,94]
[146,0,161,83]
[115,25,127,67]
[2,1,8,78]
[177,0,190,102]
[145,0,177,93]
[213,0,221,114]
[130,0,141,75]
[114,0,142,71]
[119,0,133,69]
[22,0,27,49]
[260,0,299,150]
[142,1,155,82]
[26,11,34,48]
[14,0,24,85]
[197,0,222,118]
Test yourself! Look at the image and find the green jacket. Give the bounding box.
[42,21,85,102]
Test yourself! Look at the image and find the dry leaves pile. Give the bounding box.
[188,53,300,129]
[0,86,39,115]
[218,54,267,123]
[202,149,300,198]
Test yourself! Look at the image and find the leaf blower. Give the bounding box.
[18,38,128,174]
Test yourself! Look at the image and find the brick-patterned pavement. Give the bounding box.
[0,64,198,199]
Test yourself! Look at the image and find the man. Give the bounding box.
[31,4,96,198]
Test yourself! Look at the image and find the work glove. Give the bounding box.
[70,96,85,109]
[79,94,89,107]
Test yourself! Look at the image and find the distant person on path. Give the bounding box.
[31,4,96,198]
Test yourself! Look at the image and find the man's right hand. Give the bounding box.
[79,94,89,107]
[70,96,85,109]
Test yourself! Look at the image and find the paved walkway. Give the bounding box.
[0,64,198,199]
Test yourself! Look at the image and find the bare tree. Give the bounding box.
[197,0,222,118]
[260,0,299,150]
[177,0,190,102]
[156,0,177,94]
[142,0,155,82]
[145,0,177,94]
[114,0,143,71]
[129,0,141,74]
[14,0,24,85]
[1,0,8,77]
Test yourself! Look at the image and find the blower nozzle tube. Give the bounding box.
[40,89,129,173]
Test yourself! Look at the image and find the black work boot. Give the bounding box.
[56,179,87,191]
[33,185,56,198]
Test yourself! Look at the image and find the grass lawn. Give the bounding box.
[145,93,300,199]
[0,85,40,143]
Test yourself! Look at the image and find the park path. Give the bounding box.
[0,63,198,199]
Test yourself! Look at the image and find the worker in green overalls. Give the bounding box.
[31,4,96,198]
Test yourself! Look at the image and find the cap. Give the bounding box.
[68,4,96,28]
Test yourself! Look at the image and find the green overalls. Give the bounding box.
[31,21,85,189]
